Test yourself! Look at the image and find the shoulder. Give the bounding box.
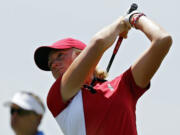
[47,76,69,117]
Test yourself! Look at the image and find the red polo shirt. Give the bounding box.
[47,68,150,135]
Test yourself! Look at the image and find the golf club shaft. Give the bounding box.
[106,3,138,73]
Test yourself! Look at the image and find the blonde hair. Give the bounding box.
[94,67,108,79]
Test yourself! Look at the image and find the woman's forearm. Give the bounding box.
[61,17,130,101]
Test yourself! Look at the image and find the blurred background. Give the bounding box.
[0,0,179,134]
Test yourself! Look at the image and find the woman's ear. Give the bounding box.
[74,48,82,56]
[75,51,81,56]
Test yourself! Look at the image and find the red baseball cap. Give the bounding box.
[34,38,86,71]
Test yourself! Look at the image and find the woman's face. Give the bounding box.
[48,48,78,79]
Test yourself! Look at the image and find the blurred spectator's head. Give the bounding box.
[4,91,45,135]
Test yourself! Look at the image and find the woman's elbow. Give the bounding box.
[154,34,173,51]
[162,34,173,48]
[90,36,107,51]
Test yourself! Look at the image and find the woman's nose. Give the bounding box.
[51,60,60,70]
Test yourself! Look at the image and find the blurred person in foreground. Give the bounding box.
[34,9,172,135]
[4,91,45,135]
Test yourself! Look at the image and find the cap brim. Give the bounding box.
[34,46,55,71]
[34,45,75,71]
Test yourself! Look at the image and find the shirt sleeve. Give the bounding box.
[47,76,70,117]
[122,67,150,100]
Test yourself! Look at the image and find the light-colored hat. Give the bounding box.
[4,91,45,115]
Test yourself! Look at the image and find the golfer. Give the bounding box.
[34,11,172,135]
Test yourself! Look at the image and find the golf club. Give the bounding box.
[106,3,138,73]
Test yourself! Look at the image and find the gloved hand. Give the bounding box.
[124,11,146,28]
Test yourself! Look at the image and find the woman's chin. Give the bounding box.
[53,73,61,79]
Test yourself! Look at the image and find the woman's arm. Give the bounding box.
[131,15,172,88]
[61,17,131,102]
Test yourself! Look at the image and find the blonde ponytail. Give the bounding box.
[94,67,108,79]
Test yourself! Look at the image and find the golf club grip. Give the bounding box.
[106,3,138,73]
[127,3,138,14]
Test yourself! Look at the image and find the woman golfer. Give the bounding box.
[34,11,172,135]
